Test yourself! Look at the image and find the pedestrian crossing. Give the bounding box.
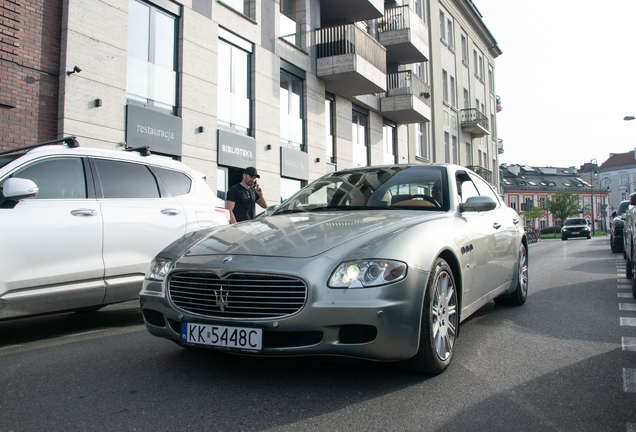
[616,259,636,432]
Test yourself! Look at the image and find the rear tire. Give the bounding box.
[399,258,458,375]
[628,256,633,279]
[494,243,528,306]
[611,236,618,253]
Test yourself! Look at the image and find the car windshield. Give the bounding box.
[618,202,630,214]
[564,218,587,226]
[274,165,449,215]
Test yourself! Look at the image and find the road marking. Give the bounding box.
[619,278,631,284]
[620,303,636,311]
[627,423,635,432]
[621,317,636,326]
[623,369,636,393]
[623,337,636,352]
[619,293,634,298]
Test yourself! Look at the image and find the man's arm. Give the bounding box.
[253,182,267,209]
[225,200,237,224]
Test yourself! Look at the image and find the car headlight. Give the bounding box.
[146,257,172,281]
[328,260,407,288]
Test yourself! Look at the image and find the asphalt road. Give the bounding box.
[1,236,635,432]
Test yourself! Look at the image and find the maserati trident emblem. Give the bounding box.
[223,256,232,263]
[214,287,229,312]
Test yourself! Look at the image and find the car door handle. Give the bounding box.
[493,222,502,230]
[513,218,520,225]
[70,209,97,217]
[161,208,181,216]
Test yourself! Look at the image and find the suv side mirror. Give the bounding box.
[611,211,617,218]
[460,196,497,213]
[2,177,39,201]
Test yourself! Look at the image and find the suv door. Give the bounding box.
[92,158,187,303]
[0,156,105,319]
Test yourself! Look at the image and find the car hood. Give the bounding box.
[177,211,437,259]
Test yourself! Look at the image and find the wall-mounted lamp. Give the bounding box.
[66,65,82,76]
[197,126,205,133]
[315,157,321,163]
[266,144,272,150]
[94,98,102,107]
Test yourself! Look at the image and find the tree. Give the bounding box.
[523,206,544,227]
[546,188,581,224]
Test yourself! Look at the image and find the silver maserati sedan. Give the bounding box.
[140,164,528,374]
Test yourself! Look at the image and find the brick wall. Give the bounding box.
[0,0,61,151]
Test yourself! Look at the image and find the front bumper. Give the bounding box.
[139,254,429,361]
[562,228,591,238]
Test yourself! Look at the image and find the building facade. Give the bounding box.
[501,163,610,232]
[598,149,636,215]
[1,0,502,205]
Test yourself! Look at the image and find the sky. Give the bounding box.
[472,0,636,169]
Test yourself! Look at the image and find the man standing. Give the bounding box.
[226,166,267,224]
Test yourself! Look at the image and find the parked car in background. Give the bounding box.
[621,194,636,294]
[140,164,528,375]
[0,137,229,320]
[561,217,591,241]
[610,200,631,253]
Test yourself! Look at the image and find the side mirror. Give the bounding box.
[460,196,497,213]
[2,177,39,201]
[611,211,617,218]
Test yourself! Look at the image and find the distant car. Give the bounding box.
[140,164,528,375]
[610,200,631,253]
[622,193,636,297]
[0,137,229,320]
[561,217,591,241]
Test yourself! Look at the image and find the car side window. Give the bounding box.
[470,174,500,207]
[457,178,479,203]
[151,166,192,196]
[7,157,87,199]
[93,159,160,199]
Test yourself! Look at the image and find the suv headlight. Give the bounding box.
[328,260,407,288]
[146,257,172,281]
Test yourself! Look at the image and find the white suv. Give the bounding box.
[0,137,229,320]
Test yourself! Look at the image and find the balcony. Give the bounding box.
[498,138,504,154]
[320,0,383,26]
[496,95,502,112]
[460,108,489,137]
[316,24,387,97]
[380,71,431,124]
[377,6,429,65]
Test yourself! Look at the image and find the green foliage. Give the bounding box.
[523,206,544,225]
[540,226,561,235]
[546,188,581,223]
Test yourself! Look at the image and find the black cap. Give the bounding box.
[244,166,260,178]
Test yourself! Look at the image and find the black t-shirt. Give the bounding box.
[227,183,261,222]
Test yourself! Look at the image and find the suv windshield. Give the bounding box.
[275,165,450,215]
[618,201,630,215]
[564,218,587,226]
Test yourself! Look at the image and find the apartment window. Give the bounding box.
[621,174,626,186]
[481,102,485,114]
[461,34,468,63]
[439,12,445,42]
[465,142,472,165]
[452,135,458,164]
[352,108,368,166]
[463,88,469,109]
[325,95,335,163]
[442,70,448,102]
[218,29,252,135]
[510,195,517,211]
[279,0,298,45]
[479,55,484,79]
[412,0,424,22]
[281,177,303,203]
[450,76,456,107]
[220,0,249,16]
[280,68,304,149]
[447,18,453,48]
[539,196,546,210]
[415,61,430,85]
[473,50,478,76]
[417,122,432,160]
[444,132,450,163]
[488,65,494,93]
[383,122,397,164]
[127,0,179,113]
[476,98,480,112]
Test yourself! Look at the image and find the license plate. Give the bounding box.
[181,322,262,351]
[572,231,579,234]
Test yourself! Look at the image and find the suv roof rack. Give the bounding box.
[0,136,79,156]
[124,146,152,157]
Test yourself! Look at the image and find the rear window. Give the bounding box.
[618,201,630,214]
[151,166,192,196]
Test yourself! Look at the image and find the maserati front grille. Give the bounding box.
[168,272,307,319]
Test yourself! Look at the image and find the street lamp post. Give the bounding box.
[601,177,611,232]
[588,158,598,236]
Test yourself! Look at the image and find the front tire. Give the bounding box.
[627,256,633,279]
[399,258,458,375]
[495,243,528,306]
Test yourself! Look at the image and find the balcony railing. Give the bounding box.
[315,23,387,74]
[496,95,502,112]
[460,108,489,130]
[386,71,430,103]
[379,5,411,32]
